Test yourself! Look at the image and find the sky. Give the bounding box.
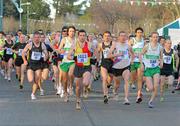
[45,0,89,19]
[44,0,56,19]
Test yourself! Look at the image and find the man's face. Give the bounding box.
[33,34,40,43]
[118,33,127,43]
[19,35,25,43]
[17,31,22,37]
[40,35,46,42]
[78,32,86,42]
[6,35,11,41]
[160,38,165,46]
[62,29,68,37]
[103,33,111,42]
[136,30,143,38]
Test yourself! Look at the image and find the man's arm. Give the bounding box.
[22,43,31,65]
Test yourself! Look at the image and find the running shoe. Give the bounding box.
[104,95,108,104]
[123,98,130,105]
[64,94,69,102]
[31,94,37,100]
[131,84,136,89]
[76,101,81,110]
[56,86,62,95]
[148,101,154,108]
[40,90,44,96]
[19,85,23,89]
[60,90,64,98]
[136,96,142,103]
[8,77,11,82]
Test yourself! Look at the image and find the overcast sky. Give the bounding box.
[45,0,89,19]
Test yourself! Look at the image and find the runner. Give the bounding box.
[97,31,114,104]
[0,31,5,76]
[68,29,92,110]
[159,36,166,47]
[12,34,27,89]
[51,31,62,95]
[86,33,98,97]
[160,39,179,101]
[58,26,76,102]
[109,31,133,105]
[141,32,163,108]
[39,33,53,96]
[22,31,48,100]
[129,27,144,103]
[1,33,14,81]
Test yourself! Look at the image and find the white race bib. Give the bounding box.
[31,51,41,60]
[163,55,172,64]
[6,48,13,55]
[118,50,129,60]
[77,53,88,63]
[150,59,157,67]
[103,48,110,59]
[18,49,23,56]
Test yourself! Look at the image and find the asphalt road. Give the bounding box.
[0,72,180,126]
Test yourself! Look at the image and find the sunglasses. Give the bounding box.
[62,30,67,32]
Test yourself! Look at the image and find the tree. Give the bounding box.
[3,0,19,19]
[53,0,82,17]
[21,0,51,20]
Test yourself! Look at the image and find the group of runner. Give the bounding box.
[0,26,179,110]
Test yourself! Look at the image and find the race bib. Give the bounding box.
[18,49,23,56]
[77,53,88,63]
[6,48,13,55]
[31,51,41,60]
[150,59,157,67]
[163,55,172,64]
[103,48,110,58]
[118,50,129,60]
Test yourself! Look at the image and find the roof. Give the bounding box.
[158,18,180,30]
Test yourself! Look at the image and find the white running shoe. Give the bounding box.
[4,76,7,80]
[1,70,4,76]
[8,77,11,82]
[56,86,62,95]
[67,88,70,94]
[60,90,64,98]
[131,84,136,89]
[40,90,44,96]
[31,94,37,100]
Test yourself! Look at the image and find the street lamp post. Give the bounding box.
[0,0,3,31]
[19,0,22,29]
[21,2,31,34]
